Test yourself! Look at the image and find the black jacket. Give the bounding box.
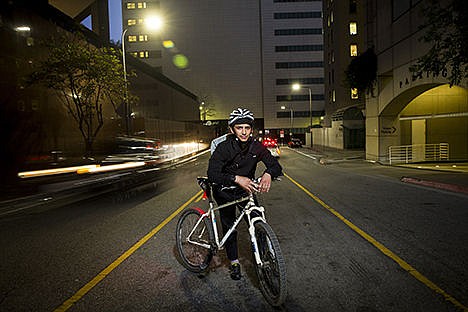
[207,134,283,186]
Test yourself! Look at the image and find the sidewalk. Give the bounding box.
[300,145,468,195]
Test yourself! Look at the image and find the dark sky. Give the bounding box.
[108,0,122,42]
[79,1,122,42]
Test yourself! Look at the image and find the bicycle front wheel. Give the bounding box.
[176,208,214,273]
[253,221,287,306]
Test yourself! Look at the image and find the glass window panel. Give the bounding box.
[349,22,357,35]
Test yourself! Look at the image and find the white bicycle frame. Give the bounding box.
[186,193,267,266]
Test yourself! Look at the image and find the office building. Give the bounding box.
[320,0,366,149]
[261,0,325,144]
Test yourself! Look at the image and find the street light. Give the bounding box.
[292,83,312,129]
[121,15,164,135]
[121,28,130,135]
[281,105,293,137]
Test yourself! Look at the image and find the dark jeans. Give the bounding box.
[212,186,254,261]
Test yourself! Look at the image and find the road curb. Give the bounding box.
[400,177,468,195]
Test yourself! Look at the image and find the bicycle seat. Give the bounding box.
[197,176,211,191]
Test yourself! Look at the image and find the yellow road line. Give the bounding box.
[284,172,468,312]
[54,190,203,312]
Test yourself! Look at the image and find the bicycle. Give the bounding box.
[175,176,287,306]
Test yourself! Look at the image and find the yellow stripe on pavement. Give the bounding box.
[284,172,468,312]
[54,190,203,312]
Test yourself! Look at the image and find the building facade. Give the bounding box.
[364,0,467,161]
[316,0,467,160]
[120,0,163,70]
[261,0,325,144]
[319,0,366,149]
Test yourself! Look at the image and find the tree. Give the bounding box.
[198,95,216,122]
[410,0,468,86]
[344,47,377,94]
[28,32,127,156]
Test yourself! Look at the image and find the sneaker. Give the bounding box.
[229,263,241,280]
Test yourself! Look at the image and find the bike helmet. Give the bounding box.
[228,108,254,126]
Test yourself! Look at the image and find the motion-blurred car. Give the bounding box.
[288,138,302,148]
[262,137,281,157]
[115,136,161,154]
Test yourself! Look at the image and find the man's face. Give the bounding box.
[231,124,252,142]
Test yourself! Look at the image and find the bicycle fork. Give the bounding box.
[247,206,267,267]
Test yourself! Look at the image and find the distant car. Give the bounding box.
[288,138,302,148]
[262,137,281,158]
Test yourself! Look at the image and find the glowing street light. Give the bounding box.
[292,83,312,129]
[145,15,164,31]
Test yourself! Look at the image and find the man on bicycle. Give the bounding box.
[207,108,283,280]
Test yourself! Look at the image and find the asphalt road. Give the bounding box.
[0,149,467,311]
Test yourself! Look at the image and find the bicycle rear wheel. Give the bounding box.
[176,208,214,273]
[253,221,287,306]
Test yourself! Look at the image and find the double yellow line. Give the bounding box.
[284,172,467,312]
[55,174,467,311]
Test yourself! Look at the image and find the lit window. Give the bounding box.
[351,88,359,99]
[127,3,136,9]
[137,2,147,9]
[332,90,336,102]
[131,52,138,57]
[127,19,137,26]
[350,44,358,56]
[138,18,144,25]
[331,11,334,23]
[349,22,357,35]
[139,35,148,42]
[138,51,149,58]
[128,35,137,42]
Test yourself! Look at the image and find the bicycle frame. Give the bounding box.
[187,192,267,266]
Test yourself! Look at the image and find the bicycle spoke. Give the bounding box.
[253,221,287,306]
[176,209,213,273]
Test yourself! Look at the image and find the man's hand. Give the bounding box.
[235,175,259,193]
[258,172,272,193]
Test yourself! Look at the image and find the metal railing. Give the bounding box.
[389,143,449,164]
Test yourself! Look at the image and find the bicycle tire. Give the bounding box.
[253,221,287,306]
[176,208,214,273]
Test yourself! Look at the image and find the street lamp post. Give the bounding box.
[121,28,129,135]
[281,105,293,138]
[121,15,164,136]
[292,83,312,129]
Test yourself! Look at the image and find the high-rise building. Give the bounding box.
[261,0,325,143]
[321,0,366,149]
